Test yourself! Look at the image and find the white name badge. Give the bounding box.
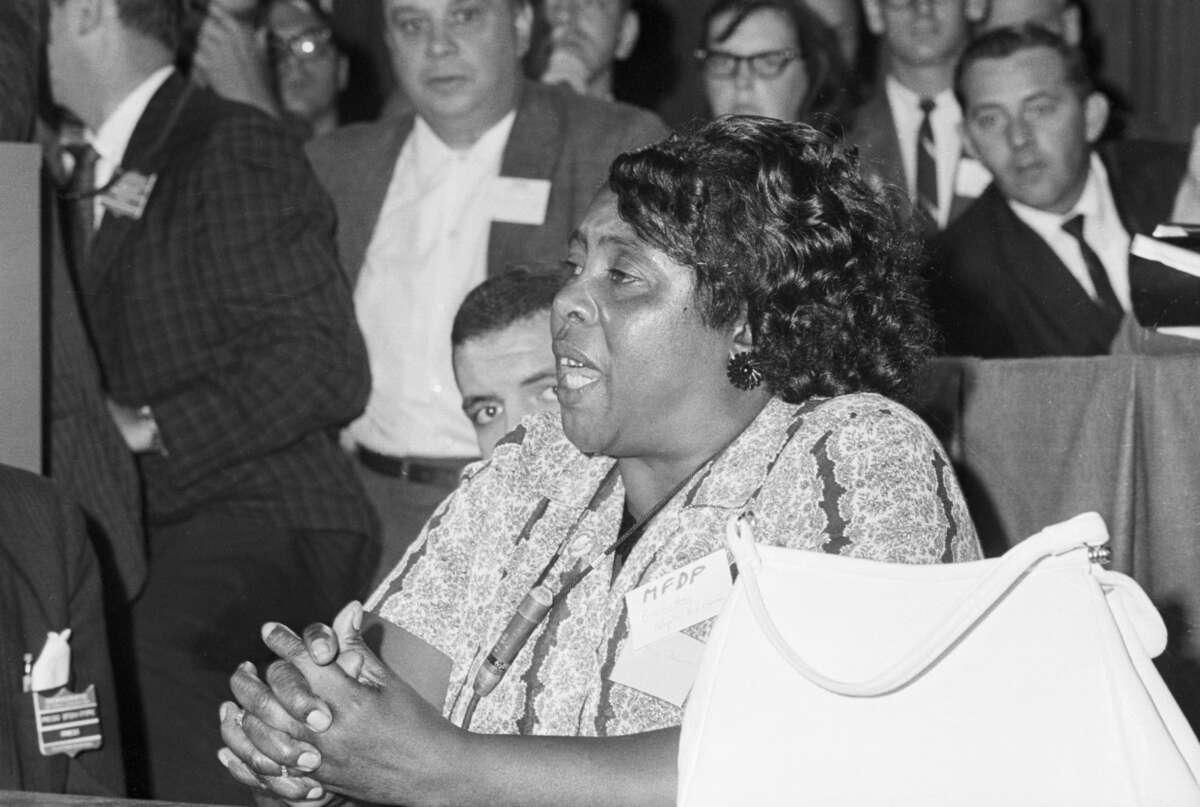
[100,170,157,219]
[625,550,732,650]
[610,631,705,707]
[488,177,551,226]
[954,155,992,199]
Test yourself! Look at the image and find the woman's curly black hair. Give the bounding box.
[608,115,934,404]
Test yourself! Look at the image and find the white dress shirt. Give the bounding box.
[885,77,976,228]
[1009,154,1132,311]
[88,66,174,227]
[348,111,516,458]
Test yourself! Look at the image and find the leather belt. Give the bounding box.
[355,448,469,488]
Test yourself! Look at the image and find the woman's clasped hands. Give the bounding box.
[217,601,466,806]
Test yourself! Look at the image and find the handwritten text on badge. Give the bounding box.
[488,177,551,225]
[625,550,732,649]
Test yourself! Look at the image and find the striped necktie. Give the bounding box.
[916,97,939,224]
[1062,214,1123,315]
[62,141,101,269]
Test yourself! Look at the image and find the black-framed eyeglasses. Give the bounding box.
[694,48,801,79]
[268,27,334,62]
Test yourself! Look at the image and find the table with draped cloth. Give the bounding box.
[914,337,1200,731]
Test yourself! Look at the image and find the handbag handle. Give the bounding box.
[725,511,1109,697]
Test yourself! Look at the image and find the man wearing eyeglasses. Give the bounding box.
[540,0,639,100]
[306,0,666,582]
[267,0,348,138]
[848,0,990,231]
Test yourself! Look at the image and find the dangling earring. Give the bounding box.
[726,351,763,391]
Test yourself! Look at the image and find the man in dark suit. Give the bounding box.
[933,25,1192,358]
[307,0,666,579]
[0,0,37,140]
[0,466,127,796]
[44,1,376,802]
[848,0,989,231]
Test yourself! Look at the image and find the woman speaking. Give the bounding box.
[217,116,981,807]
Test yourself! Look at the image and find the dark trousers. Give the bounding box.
[355,456,467,590]
[121,513,376,805]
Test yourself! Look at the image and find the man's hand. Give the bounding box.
[192,3,280,117]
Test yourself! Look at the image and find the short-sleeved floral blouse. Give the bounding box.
[366,394,981,737]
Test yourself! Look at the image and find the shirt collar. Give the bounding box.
[411,109,517,165]
[885,74,957,117]
[90,66,174,168]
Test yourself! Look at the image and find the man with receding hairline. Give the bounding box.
[932,25,1195,357]
[540,0,639,100]
[307,0,666,580]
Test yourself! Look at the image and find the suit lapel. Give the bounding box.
[852,94,907,191]
[85,73,188,297]
[985,188,1122,346]
[487,82,564,277]
[341,118,412,288]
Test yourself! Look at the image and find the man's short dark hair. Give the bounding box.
[954,23,1093,110]
[451,269,564,348]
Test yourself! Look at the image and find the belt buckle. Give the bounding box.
[404,462,433,485]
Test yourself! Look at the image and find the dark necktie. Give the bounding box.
[916,98,939,223]
[1062,214,1123,315]
[62,141,100,269]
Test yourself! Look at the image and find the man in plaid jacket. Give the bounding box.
[45,0,377,802]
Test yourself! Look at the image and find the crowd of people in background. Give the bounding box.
[1,0,1198,804]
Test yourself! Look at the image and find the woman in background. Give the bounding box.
[697,0,856,131]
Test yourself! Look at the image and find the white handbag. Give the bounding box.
[677,513,1200,806]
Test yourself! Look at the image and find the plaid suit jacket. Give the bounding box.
[77,72,374,535]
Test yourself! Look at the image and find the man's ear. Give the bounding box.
[337,55,350,92]
[614,10,639,61]
[514,0,534,60]
[861,0,885,37]
[1062,5,1083,46]
[1083,90,1110,145]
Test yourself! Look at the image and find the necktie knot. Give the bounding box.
[1062,213,1086,239]
[919,97,936,116]
[62,142,101,198]
[59,141,102,270]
